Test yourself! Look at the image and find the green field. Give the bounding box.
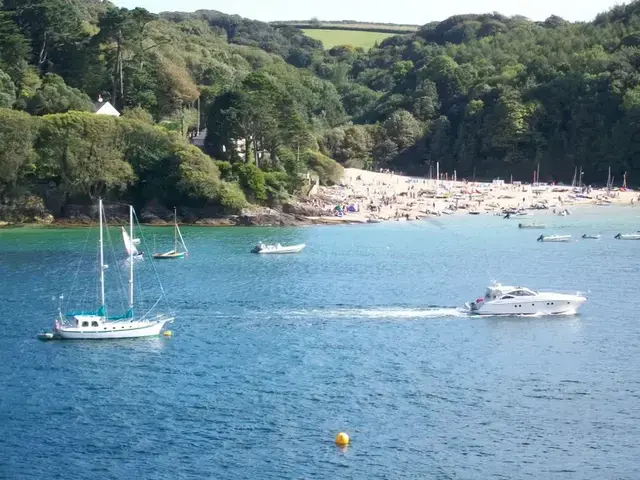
[302,29,394,49]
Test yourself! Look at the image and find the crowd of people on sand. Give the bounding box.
[304,168,640,224]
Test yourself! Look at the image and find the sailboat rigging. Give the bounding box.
[152,208,188,260]
[46,199,173,340]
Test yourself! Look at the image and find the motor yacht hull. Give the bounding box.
[470,298,585,315]
[467,283,586,316]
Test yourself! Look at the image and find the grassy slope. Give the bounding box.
[302,28,394,49]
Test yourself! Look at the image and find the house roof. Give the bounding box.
[94,100,120,117]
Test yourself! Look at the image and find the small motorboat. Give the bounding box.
[466,282,586,316]
[37,332,56,341]
[519,223,546,229]
[537,234,572,242]
[251,242,306,254]
[614,233,640,240]
[581,234,600,239]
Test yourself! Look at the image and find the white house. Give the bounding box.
[94,95,120,117]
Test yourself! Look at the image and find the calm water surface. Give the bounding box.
[1,207,640,479]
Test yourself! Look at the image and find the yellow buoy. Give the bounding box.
[163,330,172,337]
[335,432,350,446]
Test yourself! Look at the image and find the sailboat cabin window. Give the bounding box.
[81,321,89,327]
[91,321,99,327]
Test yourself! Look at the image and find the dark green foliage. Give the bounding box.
[26,73,93,115]
[233,162,267,202]
[4,0,640,221]
[303,150,344,185]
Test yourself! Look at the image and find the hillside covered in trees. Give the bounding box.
[1,1,640,221]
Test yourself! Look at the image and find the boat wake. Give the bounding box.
[286,306,469,320]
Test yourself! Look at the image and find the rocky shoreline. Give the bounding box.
[0,200,367,228]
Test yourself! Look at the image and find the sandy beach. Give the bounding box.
[308,168,639,224]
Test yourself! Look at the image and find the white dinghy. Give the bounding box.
[537,234,572,242]
[251,242,306,254]
[614,233,640,240]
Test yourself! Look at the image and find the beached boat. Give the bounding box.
[519,223,546,229]
[43,199,173,340]
[537,234,572,242]
[582,234,600,239]
[152,208,188,259]
[614,233,640,240]
[466,282,586,316]
[251,243,306,254]
[468,210,481,215]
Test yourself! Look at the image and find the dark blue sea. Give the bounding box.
[1,206,640,479]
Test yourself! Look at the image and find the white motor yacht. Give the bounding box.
[466,283,586,316]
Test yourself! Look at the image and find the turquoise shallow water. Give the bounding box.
[1,206,640,479]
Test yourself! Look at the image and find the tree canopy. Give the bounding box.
[1,0,640,220]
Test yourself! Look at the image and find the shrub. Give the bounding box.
[303,150,344,186]
[216,182,247,213]
[233,162,267,202]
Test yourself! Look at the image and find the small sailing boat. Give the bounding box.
[152,208,188,260]
[45,199,173,340]
[122,225,143,260]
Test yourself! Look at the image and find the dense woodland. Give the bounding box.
[1,1,640,220]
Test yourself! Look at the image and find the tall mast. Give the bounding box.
[174,207,178,252]
[99,198,105,309]
[128,205,134,310]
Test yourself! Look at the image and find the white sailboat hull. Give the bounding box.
[55,318,171,340]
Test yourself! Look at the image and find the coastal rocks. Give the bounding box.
[282,202,325,217]
[236,207,307,226]
[0,196,55,224]
[194,217,236,226]
[140,200,172,224]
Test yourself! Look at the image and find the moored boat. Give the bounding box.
[519,223,546,229]
[614,233,640,240]
[251,243,306,254]
[152,208,188,259]
[581,234,600,239]
[45,199,173,340]
[537,234,572,242]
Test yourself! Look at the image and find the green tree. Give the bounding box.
[0,108,36,202]
[26,73,93,115]
[35,112,134,199]
[0,70,16,108]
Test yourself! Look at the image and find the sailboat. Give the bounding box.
[122,225,143,260]
[152,208,188,260]
[48,199,173,340]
